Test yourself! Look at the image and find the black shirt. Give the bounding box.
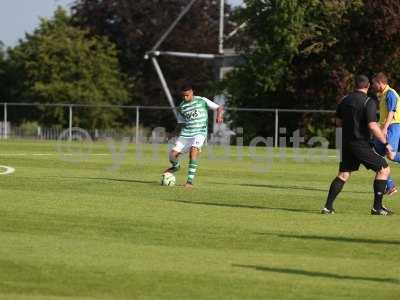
[336,91,377,143]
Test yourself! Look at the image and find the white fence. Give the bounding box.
[0,102,335,147]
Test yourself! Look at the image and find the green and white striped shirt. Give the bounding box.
[177,96,220,138]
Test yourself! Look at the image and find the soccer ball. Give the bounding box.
[161,172,176,186]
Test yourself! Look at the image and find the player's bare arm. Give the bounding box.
[368,121,393,157]
[382,111,394,136]
[216,106,224,124]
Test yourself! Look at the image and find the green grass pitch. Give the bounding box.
[0,140,399,299]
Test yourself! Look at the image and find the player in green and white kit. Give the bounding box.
[164,83,224,188]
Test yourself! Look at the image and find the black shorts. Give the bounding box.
[340,140,388,172]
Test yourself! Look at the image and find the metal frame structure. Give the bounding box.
[144,0,242,121]
[1,102,335,148]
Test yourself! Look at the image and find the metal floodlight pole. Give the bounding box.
[151,0,198,51]
[69,105,73,142]
[135,106,140,145]
[149,50,218,60]
[150,50,241,60]
[225,22,247,41]
[146,0,229,120]
[4,103,7,139]
[274,109,279,148]
[151,57,179,120]
[219,0,225,54]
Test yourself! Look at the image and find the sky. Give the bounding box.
[0,0,244,47]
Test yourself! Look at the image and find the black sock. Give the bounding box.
[373,179,387,210]
[325,177,345,210]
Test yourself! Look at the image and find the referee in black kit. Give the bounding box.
[322,75,393,215]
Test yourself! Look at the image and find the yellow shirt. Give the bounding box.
[378,85,400,125]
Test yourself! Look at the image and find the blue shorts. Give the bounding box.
[374,123,400,157]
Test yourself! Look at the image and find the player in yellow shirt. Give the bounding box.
[372,72,400,195]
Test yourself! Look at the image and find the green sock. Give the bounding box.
[169,158,180,173]
[187,159,198,184]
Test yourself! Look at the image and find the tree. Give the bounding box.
[0,42,6,100]
[224,0,400,143]
[71,0,234,129]
[0,42,18,101]
[226,0,360,107]
[223,0,309,141]
[336,0,400,82]
[8,7,129,128]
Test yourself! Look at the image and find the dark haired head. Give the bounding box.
[180,82,194,92]
[355,75,370,89]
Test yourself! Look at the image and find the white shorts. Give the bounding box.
[172,135,206,153]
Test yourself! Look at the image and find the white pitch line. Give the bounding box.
[0,165,15,175]
[0,153,339,159]
[0,153,112,157]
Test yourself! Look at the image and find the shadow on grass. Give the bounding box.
[232,264,400,284]
[213,182,369,194]
[255,232,400,246]
[165,199,318,214]
[62,176,155,185]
